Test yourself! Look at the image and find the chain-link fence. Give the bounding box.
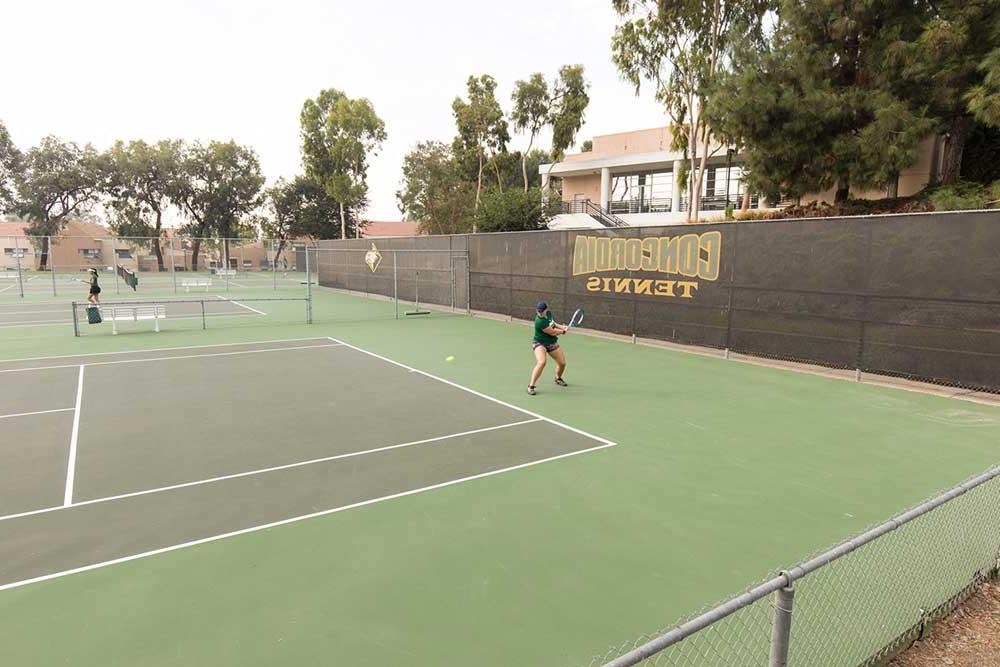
[590,464,1000,666]
[0,235,309,299]
[312,241,470,317]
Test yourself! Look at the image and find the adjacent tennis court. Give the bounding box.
[1,287,998,666]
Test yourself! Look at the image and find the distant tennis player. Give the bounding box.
[80,268,101,304]
[528,301,568,396]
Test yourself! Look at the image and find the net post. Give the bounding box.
[49,236,57,296]
[393,251,399,319]
[14,235,24,298]
[306,247,313,324]
[201,299,206,330]
[768,583,795,667]
[272,239,277,291]
[72,301,80,337]
[169,237,177,293]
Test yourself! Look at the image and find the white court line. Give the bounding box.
[0,419,542,523]
[63,366,85,506]
[0,441,614,592]
[0,336,331,364]
[326,337,617,447]
[0,319,69,328]
[0,343,344,374]
[0,407,74,420]
[0,309,67,315]
[216,294,266,316]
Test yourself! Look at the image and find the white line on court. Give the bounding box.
[0,336,331,364]
[63,365,85,506]
[0,309,68,315]
[0,407,75,420]
[216,294,266,316]
[0,440,614,592]
[0,343,344,374]
[0,418,542,523]
[326,337,618,447]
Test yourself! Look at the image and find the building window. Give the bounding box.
[115,249,132,259]
[609,170,674,214]
[80,248,101,259]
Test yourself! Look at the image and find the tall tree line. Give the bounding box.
[612,0,1000,210]
[0,89,385,269]
[398,66,591,234]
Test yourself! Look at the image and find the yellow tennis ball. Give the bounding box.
[445,355,455,362]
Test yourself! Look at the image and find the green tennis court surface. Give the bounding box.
[1,288,998,666]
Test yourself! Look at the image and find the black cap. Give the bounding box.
[536,301,548,312]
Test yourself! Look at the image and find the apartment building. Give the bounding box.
[541,126,940,229]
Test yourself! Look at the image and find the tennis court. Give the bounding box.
[0,337,612,589]
[0,287,998,666]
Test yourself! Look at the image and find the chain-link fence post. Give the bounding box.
[393,251,399,319]
[111,238,121,294]
[768,584,795,667]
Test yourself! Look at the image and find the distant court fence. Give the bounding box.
[590,464,1000,667]
[0,235,310,298]
[312,240,470,317]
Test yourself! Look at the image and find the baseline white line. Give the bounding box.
[326,337,617,447]
[63,366,85,506]
[216,294,266,316]
[0,407,74,420]
[0,441,614,592]
[0,419,541,523]
[0,343,344,374]
[0,336,331,364]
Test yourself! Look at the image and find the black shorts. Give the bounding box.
[532,341,559,353]
[90,285,101,295]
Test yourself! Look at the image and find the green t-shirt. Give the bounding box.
[90,273,99,287]
[534,312,558,345]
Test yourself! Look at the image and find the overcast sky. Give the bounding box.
[2,0,666,222]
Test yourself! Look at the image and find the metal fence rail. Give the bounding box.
[592,464,1000,667]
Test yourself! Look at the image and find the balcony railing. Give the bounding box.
[608,197,673,214]
[679,193,760,212]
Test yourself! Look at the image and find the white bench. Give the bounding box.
[182,278,212,292]
[107,305,166,335]
[214,268,236,277]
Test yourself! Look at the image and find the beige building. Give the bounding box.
[541,126,941,229]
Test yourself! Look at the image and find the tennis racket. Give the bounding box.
[566,306,585,329]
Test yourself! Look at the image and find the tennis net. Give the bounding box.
[71,295,311,337]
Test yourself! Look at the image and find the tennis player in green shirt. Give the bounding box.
[528,301,568,396]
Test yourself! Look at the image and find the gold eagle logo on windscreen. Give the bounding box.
[364,243,382,273]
